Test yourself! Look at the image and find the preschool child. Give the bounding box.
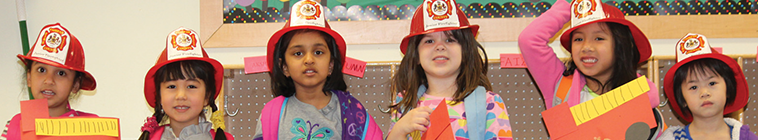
[251,0,382,139]
[139,27,233,140]
[386,0,512,139]
[659,33,758,140]
[2,23,98,140]
[518,0,664,138]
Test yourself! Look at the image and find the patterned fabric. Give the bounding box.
[390,91,513,140]
[334,90,370,140]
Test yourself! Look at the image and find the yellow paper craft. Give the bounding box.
[569,76,650,125]
[34,117,120,137]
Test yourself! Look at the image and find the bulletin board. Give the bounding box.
[221,54,758,139]
[200,0,758,48]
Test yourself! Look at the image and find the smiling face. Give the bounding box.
[571,22,616,81]
[26,61,80,109]
[680,69,727,119]
[160,72,208,125]
[282,31,334,90]
[417,31,463,79]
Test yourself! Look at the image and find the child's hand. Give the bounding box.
[387,106,434,139]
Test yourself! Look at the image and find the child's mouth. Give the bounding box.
[174,106,190,112]
[701,101,714,107]
[41,90,55,98]
[304,69,317,76]
[581,57,597,63]
[433,56,449,63]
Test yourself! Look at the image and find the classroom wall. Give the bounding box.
[0,0,756,139]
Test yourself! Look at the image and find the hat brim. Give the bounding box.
[399,25,480,54]
[266,25,347,71]
[17,54,97,90]
[143,56,225,108]
[663,53,748,122]
[558,18,651,64]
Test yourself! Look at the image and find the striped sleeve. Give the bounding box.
[1,120,10,140]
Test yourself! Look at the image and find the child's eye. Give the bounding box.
[423,39,434,44]
[446,38,457,43]
[573,38,584,42]
[293,52,303,56]
[315,51,324,55]
[688,86,698,90]
[57,71,66,76]
[187,85,197,89]
[709,82,717,86]
[166,85,176,89]
[37,67,46,73]
[595,37,605,41]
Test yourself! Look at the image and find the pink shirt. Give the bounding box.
[516,0,659,109]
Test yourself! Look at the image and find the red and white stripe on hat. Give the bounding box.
[676,33,712,62]
[570,0,607,28]
[422,0,461,31]
[290,0,326,28]
[165,27,203,60]
[31,24,71,65]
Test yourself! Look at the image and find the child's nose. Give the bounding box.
[176,89,188,100]
[42,73,55,85]
[304,54,315,65]
[434,43,447,51]
[700,90,711,98]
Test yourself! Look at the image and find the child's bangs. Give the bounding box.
[682,59,723,79]
[157,61,210,82]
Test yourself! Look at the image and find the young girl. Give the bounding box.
[1,23,98,140]
[252,0,382,139]
[386,0,512,139]
[139,27,233,140]
[659,33,757,139]
[518,0,662,138]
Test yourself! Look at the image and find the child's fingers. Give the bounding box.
[416,106,434,113]
[413,124,428,132]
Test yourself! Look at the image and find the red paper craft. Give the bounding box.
[19,99,120,140]
[500,54,527,68]
[244,56,269,74]
[420,99,455,140]
[342,57,367,78]
[542,94,656,139]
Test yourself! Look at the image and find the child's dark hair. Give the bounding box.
[150,60,218,123]
[389,28,491,115]
[562,22,641,94]
[269,29,347,97]
[671,58,737,118]
[24,60,84,99]
[140,60,227,140]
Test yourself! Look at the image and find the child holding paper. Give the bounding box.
[1,23,99,140]
[518,0,664,138]
[386,0,512,139]
[251,0,382,139]
[659,33,758,140]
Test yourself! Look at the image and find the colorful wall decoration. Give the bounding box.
[223,0,758,23]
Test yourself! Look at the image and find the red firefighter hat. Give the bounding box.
[663,33,748,122]
[559,0,651,64]
[17,23,97,90]
[266,0,346,70]
[144,27,224,107]
[400,0,479,54]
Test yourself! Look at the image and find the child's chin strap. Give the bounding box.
[415,85,487,139]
